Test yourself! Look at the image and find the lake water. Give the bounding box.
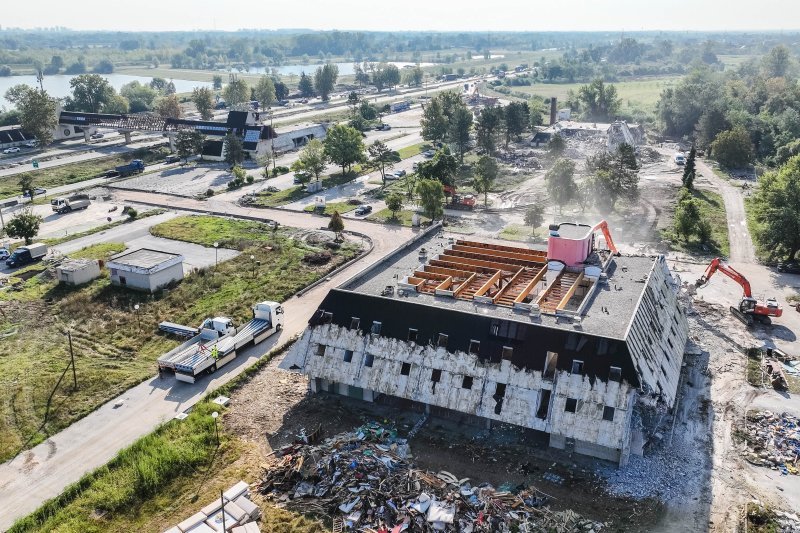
[0,73,212,109]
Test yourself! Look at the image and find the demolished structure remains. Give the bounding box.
[282,223,689,466]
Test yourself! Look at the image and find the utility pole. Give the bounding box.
[68,330,77,390]
[220,489,226,532]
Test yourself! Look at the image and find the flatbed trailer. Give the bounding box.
[157,317,235,371]
[171,302,284,384]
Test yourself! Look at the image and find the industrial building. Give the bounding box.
[107,248,184,292]
[282,223,689,466]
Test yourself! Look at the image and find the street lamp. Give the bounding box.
[211,411,220,445]
[133,304,141,332]
[250,254,256,279]
[213,242,219,268]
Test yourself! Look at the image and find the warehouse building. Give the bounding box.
[282,223,689,466]
[107,248,184,292]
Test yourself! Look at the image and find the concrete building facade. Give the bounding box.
[107,248,184,292]
[56,259,101,285]
[282,224,689,466]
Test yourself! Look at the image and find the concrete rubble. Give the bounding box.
[740,411,800,475]
[258,422,606,532]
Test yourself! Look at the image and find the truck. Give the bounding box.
[51,194,91,214]
[5,242,47,268]
[158,301,284,384]
[115,159,145,177]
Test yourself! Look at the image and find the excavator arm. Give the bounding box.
[697,257,753,297]
[592,220,619,255]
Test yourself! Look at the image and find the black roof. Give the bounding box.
[310,289,640,387]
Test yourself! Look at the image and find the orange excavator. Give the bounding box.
[696,258,783,326]
[592,220,619,255]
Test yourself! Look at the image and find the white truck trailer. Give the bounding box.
[51,194,91,213]
[160,301,284,384]
[157,317,236,373]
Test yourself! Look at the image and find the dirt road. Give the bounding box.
[0,199,415,530]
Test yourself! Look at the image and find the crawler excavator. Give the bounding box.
[696,258,783,326]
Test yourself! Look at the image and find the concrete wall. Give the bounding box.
[110,262,183,292]
[624,255,689,407]
[285,322,637,463]
[57,261,100,285]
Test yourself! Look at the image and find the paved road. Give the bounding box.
[695,158,756,263]
[51,211,179,256]
[0,200,414,530]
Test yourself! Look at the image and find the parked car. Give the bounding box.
[376,123,392,131]
[90,132,105,140]
[674,153,686,165]
[23,187,47,197]
[3,147,20,154]
[777,261,800,274]
[165,154,181,164]
[0,248,10,261]
[393,169,407,177]
[354,205,373,216]
[25,140,39,148]
[423,150,436,158]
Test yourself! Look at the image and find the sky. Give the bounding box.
[3,0,799,33]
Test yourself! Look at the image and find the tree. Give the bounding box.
[448,106,473,163]
[69,73,113,113]
[421,98,448,144]
[105,92,130,114]
[504,102,529,147]
[328,211,345,241]
[674,196,701,242]
[274,79,288,101]
[545,158,577,213]
[416,147,458,186]
[212,75,223,90]
[93,59,114,74]
[587,148,640,211]
[298,72,315,97]
[347,91,360,117]
[529,99,545,128]
[577,79,621,121]
[763,45,791,78]
[383,64,401,90]
[5,209,42,244]
[224,133,245,166]
[223,78,249,106]
[314,64,339,101]
[473,155,498,207]
[548,133,566,155]
[150,77,167,92]
[416,179,444,221]
[524,204,545,236]
[386,193,404,218]
[711,127,753,169]
[18,174,34,198]
[4,85,57,146]
[121,81,158,113]
[682,146,697,190]
[368,140,400,186]
[175,130,205,162]
[404,66,424,87]
[191,87,214,120]
[475,105,503,154]
[323,124,364,175]
[750,155,800,261]
[155,94,181,119]
[296,139,327,182]
[254,76,276,109]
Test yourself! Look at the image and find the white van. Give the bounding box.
[674,153,686,165]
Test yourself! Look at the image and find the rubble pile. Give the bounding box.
[259,423,604,532]
[741,411,800,475]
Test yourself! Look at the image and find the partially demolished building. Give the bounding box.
[282,224,689,466]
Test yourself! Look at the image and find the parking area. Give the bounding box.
[110,163,237,197]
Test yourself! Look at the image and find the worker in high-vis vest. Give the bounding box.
[211,345,219,360]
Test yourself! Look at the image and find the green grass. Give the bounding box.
[488,76,679,116]
[303,201,358,215]
[0,216,360,463]
[0,146,169,200]
[397,142,429,160]
[9,339,322,533]
[498,224,545,243]
[366,208,429,227]
[662,188,730,258]
[247,171,361,208]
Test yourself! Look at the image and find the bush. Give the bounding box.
[246,175,254,184]
[126,208,138,221]
[272,166,290,177]
[206,188,214,197]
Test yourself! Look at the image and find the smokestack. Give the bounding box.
[550,97,557,126]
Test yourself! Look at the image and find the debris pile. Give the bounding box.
[259,423,604,532]
[741,411,799,475]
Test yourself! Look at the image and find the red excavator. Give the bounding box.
[696,258,783,326]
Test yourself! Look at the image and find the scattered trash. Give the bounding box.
[740,411,799,475]
[258,423,604,532]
